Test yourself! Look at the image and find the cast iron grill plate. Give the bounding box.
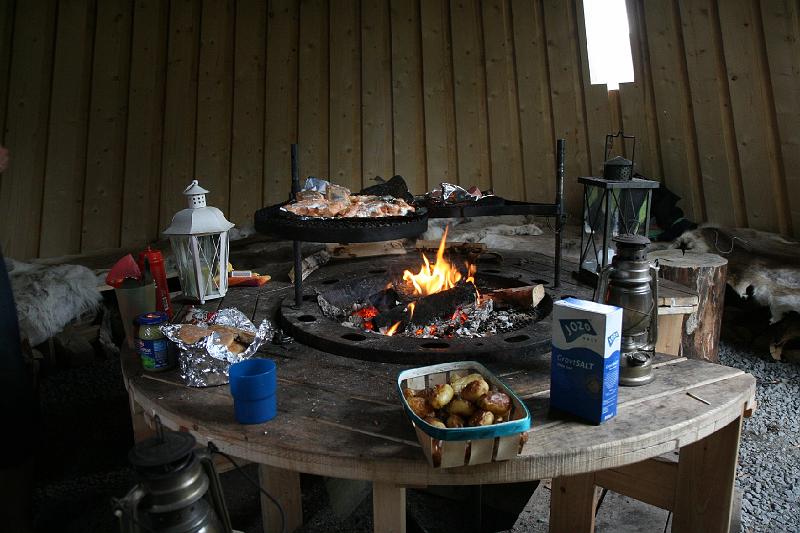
[279,272,554,365]
[419,198,561,219]
[254,203,429,243]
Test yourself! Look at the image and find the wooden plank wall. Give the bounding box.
[0,0,797,259]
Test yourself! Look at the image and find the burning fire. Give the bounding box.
[403,227,476,296]
[384,321,402,336]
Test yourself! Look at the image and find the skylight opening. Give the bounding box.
[583,0,635,91]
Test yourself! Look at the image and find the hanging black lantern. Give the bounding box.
[577,131,659,284]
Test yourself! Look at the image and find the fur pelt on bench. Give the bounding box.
[6,259,102,346]
[657,225,800,324]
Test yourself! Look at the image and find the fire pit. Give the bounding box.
[279,232,554,364]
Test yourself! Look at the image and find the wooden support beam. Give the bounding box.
[372,482,406,533]
[595,456,678,511]
[258,464,303,533]
[550,473,599,533]
[672,415,743,532]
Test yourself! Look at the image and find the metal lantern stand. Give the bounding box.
[577,176,659,285]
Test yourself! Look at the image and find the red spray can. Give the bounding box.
[138,247,173,319]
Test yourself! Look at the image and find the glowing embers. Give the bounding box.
[353,306,379,330]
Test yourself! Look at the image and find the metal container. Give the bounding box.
[596,234,659,386]
[603,155,634,180]
[603,131,636,180]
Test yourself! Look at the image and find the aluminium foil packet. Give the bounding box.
[161,307,274,387]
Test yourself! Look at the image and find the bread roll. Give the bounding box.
[178,324,212,345]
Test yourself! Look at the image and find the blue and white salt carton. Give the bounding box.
[550,297,622,425]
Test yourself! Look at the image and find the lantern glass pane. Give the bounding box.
[169,233,228,301]
[170,236,201,299]
[195,233,223,299]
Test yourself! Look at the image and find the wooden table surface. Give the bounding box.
[121,249,750,532]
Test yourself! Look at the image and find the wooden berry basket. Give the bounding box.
[397,361,531,468]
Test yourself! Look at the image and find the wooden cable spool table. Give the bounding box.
[120,254,752,533]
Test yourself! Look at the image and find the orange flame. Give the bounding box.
[385,321,402,336]
[403,227,475,296]
[406,302,415,321]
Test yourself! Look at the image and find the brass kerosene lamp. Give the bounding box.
[595,234,658,386]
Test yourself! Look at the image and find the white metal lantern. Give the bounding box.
[163,180,234,303]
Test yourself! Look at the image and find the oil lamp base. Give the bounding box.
[619,351,654,387]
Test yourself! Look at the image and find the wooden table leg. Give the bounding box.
[673,415,743,532]
[258,464,303,533]
[372,482,406,533]
[550,473,599,532]
[128,393,155,442]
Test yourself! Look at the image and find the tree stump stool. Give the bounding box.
[648,251,728,362]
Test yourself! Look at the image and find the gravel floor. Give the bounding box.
[719,341,800,532]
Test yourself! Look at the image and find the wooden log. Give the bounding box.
[415,239,488,255]
[648,250,728,363]
[327,240,407,259]
[288,249,331,283]
[373,282,477,330]
[483,284,544,309]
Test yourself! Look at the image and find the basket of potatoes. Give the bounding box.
[397,361,530,468]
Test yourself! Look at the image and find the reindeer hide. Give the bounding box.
[657,225,800,323]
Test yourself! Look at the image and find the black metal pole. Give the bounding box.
[554,139,566,288]
[293,241,303,307]
[291,144,303,307]
[290,144,300,200]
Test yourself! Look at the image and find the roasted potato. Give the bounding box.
[445,414,465,428]
[403,387,423,400]
[407,397,434,419]
[461,378,490,402]
[478,391,511,415]
[468,409,495,427]
[429,383,454,409]
[424,416,446,429]
[448,397,476,417]
[450,373,484,394]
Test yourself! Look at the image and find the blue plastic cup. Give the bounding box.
[228,358,277,424]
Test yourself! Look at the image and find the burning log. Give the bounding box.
[414,240,487,255]
[373,281,477,330]
[482,284,545,310]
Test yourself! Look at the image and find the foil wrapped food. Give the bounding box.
[426,182,490,204]
[161,308,275,387]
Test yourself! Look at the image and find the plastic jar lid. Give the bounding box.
[137,311,168,325]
